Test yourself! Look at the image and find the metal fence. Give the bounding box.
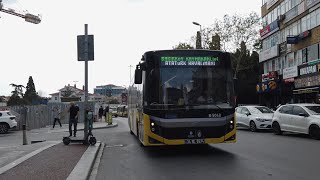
[2,102,96,130]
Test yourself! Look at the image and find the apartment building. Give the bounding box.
[259,0,320,107]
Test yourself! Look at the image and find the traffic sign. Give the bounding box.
[77,35,94,61]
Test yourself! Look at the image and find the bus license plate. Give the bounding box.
[185,139,205,144]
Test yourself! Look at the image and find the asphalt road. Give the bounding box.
[94,117,319,180]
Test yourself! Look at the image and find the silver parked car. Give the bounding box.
[235,106,274,132]
[272,103,320,139]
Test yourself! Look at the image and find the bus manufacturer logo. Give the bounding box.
[188,131,195,138]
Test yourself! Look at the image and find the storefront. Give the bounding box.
[257,76,281,109]
[293,60,320,103]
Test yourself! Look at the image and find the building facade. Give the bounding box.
[259,0,320,108]
[94,84,127,97]
[49,84,97,103]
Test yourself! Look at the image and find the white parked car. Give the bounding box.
[0,110,17,134]
[272,103,320,139]
[235,106,274,132]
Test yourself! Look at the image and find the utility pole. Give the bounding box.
[84,24,89,143]
[77,24,94,144]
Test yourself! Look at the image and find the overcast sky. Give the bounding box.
[0,0,261,97]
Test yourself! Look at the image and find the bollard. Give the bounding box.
[22,124,28,145]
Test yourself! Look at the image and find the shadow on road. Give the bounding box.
[236,128,273,133]
[141,143,236,160]
[279,132,316,140]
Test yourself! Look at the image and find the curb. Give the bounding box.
[69,123,118,132]
[66,142,101,180]
[89,143,105,180]
[0,141,60,175]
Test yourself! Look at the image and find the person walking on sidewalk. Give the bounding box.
[98,105,103,122]
[68,102,79,137]
[52,105,62,128]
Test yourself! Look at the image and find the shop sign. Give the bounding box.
[299,64,318,76]
[283,66,298,79]
[262,73,269,82]
[269,71,278,79]
[261,71,278,82]
[298,30,311,41]
[259,45,279,62]
[267,0,279,9]
[256,80,279,94]
[287,30,311,44]
[284,78,295,83]
[260,20,279,39]
[287,36,298,44]
[295,74,320,88]
[306,0,320,9]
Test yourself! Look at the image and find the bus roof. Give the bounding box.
[143,49,228,55]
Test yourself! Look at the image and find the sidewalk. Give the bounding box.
[0,121,117,180]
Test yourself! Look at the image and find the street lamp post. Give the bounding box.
[192,21,202,49]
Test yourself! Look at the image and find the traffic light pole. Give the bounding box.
[84,24,89,144]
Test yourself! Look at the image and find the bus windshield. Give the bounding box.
[148,66,233,108]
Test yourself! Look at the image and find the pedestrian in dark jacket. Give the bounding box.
[68,102,79,137]
[98,106,103,122]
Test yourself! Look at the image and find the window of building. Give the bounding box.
[288,0,292,9]
[306,14,311,30]
[302,48,308,63]
[311,11,317,29]
[281,56,286,70]
[317,8,320,26]
[295,50,302,66]
[287,52,295,67]
[268,60,273,72]
[264,62,268,74]
[301,16,307,32]
[272,59,276,71]
[296,19,301,34]
[308,44,319,62]
[281,2,286,15]
[276,58,280,71]
[285,0,289,13]
[55,97,57,100]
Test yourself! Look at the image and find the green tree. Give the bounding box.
[173,42,194,50]
[7,83,28,106]
[61,86,73,97]
[209,33,221,50]
[209,12,260,78]
[24,76,39,104]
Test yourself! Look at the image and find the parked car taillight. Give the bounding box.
[10,117,15,120]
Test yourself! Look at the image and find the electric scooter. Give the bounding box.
[63,110,97,146]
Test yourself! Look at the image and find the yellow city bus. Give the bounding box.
[128,50,236,146]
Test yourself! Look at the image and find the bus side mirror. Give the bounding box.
[135,69,142,84]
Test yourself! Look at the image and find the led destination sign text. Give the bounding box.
[161,56,219,66]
